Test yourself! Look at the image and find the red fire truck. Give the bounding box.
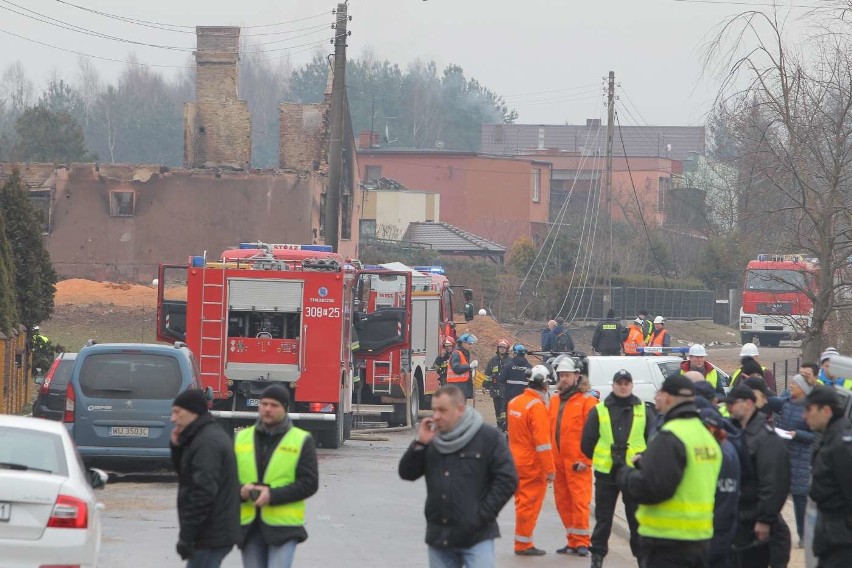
[739,254,816,346]
[156,244,465,446]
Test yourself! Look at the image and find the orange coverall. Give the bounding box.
[623,323,646,355]
[507,388,556,553]
[550,388,598,549]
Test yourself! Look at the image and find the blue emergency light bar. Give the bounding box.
[637,346,689,355]
[413,266,445,275]
[237,242,333,252]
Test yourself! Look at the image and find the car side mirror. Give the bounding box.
[88,467,108,490]
[34,375,45,385]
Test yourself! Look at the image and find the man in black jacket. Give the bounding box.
[581,370,654,567]
[804,386,852,568]
[236,385,319,568]
[615,375,722,568]
[498,344,533,404]
[592,309,623,356]
[399,385,518,567]
[727,385,791,568]
[169,389,241,567]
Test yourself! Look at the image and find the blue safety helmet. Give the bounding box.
[458,333,478,344]
[512,344,527,355]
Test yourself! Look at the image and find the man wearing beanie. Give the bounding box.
[615,374,722,568]
[236,384,318,568]
[170,389,241,567]
[766,374,814,548]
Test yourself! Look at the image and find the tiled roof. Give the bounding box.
[404,222,507,255]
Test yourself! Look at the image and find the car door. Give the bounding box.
[46,356,77,414]
[72,351,185,451]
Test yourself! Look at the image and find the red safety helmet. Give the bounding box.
[442,337,455,347]
[497,338,511,349]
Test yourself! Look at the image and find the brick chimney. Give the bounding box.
[184,26,251,169]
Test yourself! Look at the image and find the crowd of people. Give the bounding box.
[403,333,852,568]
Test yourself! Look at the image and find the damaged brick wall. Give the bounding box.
[184,26,252,169]
[279,102,330,172]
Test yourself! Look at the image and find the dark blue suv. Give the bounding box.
[63,342,200,466]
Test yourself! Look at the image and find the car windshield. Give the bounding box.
[0,426,67,476]
[746,269,806,292]
[49,357,76,389]
[79,353,182,399]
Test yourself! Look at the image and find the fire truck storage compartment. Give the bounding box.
[354,309,406,353]
[227,279,303,312]
[411,297,440,356]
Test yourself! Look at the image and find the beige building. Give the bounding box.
[361,187,440,241]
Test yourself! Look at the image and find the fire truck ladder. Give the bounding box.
[199,267,226,395]
[371,358,393,395]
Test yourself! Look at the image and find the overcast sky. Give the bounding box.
[0,0,816,126]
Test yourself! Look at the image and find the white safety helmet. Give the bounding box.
[820,347,839,363]
[688,344,707,357]
[633,317,643,326]
[528,364,551,384]
[739,342,759,357]
[653,316,665,324]
[555,357,580,374]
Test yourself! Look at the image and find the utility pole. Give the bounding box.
[325,2,349,252]
[603,71,615,317]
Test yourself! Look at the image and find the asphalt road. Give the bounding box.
[98,430,640,568]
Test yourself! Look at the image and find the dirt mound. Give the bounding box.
[55,279,157,309]
[457,316,523,362]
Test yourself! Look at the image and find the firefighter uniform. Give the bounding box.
[484,350,510,429]
[507,385,556,554]
[550,385,598,552]
[622,319,646,356]
[498,354,533,404]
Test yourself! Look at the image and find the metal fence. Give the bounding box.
[770,356,802,393]
[562,287,715,321]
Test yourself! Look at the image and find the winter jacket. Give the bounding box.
[549,324,575,352]
[541,327,553,351]
[398,423,519,549]
[735,411,791,525]
[498,355,532,403]
[592,318,624,355]
[710,437,741,561]
[170,413,242,549]
[616,401,714,548]
[484,353,510,397]
[449,346,474,398]
[809,415,852,559]
[767,394,814,496]
[241,419,319,546]
[580,392,655,476]
[433,353,451,385]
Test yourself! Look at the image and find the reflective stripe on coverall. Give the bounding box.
[507,388,555,552]
[550,389,598,548]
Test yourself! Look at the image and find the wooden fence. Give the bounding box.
[1,326,30,415]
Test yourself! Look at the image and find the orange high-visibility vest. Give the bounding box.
[446,350,470,383]
[623,325,646,355]
[650,329,669,347]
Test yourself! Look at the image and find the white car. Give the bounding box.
[0,415,107,568]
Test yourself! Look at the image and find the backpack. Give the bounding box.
[554,329,574,352]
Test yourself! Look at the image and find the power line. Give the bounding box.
[502,82,601,98]
[672,0,816,8]
[615,111,670,279]
[52,0,332,33]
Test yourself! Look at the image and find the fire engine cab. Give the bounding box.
[156,244,469,446]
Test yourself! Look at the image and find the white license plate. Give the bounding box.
[246,399,260,407]
[109,426,149,437]
[0,501,10,522]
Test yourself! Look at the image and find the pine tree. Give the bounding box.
[0,208,19,333]
[0,170,56,328]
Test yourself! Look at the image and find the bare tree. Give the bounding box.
[706,9,852,361]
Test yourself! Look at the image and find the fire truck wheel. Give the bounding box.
[740,332,753,345]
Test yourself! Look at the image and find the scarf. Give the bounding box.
[432,407,484,455]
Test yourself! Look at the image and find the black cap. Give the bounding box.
[261,385,290,408]
[606,309,616,319]
[660,374,695,396]
[172,389,209,415]
[693,380,717,402]
[726,384,756,404]
[805,385,841,409]
[743,376,771,397]
[699,406,725,429]
[613,369,633,383]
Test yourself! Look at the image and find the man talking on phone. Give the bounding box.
[399,384,518,567]
[236,385,319,568]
